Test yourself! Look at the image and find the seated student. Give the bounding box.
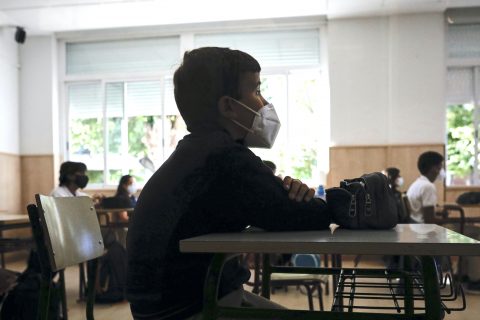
[50,161,89,197]
[406,151,445,223]
[126,47,332,319]
[101,175,138,219]
[100,175,138,248]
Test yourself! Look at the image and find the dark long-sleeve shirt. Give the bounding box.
[126,130,331,319]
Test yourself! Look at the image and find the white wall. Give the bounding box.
[19,35,58,155]
[328,13,445,146]
[0,27,19,154]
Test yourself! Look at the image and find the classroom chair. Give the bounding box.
[27,195,104,320]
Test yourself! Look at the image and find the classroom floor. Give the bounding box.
[5,255,480,319]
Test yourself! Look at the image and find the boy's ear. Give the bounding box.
[217,96,236,119]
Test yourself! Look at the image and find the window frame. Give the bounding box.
[58,17,328,189]
[446,49,480,186]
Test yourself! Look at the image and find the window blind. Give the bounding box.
[68,82,102,119]
[125,81,162,117]
[446,68,475,104]
[66,37,181,75]
[195,29,320,67]
[106,82,124,118]
[447,24,480,59]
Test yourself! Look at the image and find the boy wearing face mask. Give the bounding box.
[406,151,445,223]
[126,47,332,320]
[50,161,89,197]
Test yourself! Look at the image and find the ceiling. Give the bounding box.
[0,0,479,35]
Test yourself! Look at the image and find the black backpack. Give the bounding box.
[94,240,127,304]
[0,251,62,320]
[326,172,398,229]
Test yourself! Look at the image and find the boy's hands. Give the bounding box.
[282,176,315,202]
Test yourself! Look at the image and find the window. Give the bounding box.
[195,29,329,185]
[64,25,328,188]
[446,24,480,186]
[65,37,186,186]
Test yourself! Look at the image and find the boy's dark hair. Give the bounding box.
[59,161,87,185]
[417,151,444,175]
[386,167,400,182]
[173,47,261,133]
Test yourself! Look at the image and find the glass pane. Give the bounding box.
[106,83,124,185]
[68,82,104,184]
[446,104,475,185]
[287,72,323,185]
[250,74,288,176]
[109,170,123,186]
[250,72,324,186]
[128,115,162,184]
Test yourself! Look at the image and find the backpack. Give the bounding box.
[326,172,398,229]
[0,251,62,320]
[94,240,127,303]
[456,192,480,205]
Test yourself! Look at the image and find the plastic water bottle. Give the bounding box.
[315,184,326,201]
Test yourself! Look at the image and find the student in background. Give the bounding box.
[101,174,138,222]
[406,151,444,223]
[115,174,138,208]
[385,167,408,222]
[50,161,89,197]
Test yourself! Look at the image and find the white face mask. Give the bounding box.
[229,98,281,148]
[436,168,446,182]
[395,177,404,187]
[127,184,138,195]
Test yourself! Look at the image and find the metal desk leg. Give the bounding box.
[261,254,271,299]
[202,253,228,319]
[332,254,343,310]
[403,256,414,317]
[421,256,441,320]
[252,253,261,294]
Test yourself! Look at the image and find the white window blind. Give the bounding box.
[125,81,162,117]
[164,77,178,115]
[446,68,474,104]
[194,29,320,67]
[68,82,102,119]
[66,37,181,75]
[106,82,124,118]
[448,24,480,59]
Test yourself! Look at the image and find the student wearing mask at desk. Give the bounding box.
[116,175,138,208]
[127,47,332,320]
[50,161,89,197]
[101,175,138,222]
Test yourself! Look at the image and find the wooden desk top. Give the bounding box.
[180,224,480,257]
[0,214,29,224]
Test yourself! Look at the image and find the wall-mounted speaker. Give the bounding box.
[15,27,26,44]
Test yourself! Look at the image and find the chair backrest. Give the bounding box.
[32,194,104,272]
[401,193,412,220]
